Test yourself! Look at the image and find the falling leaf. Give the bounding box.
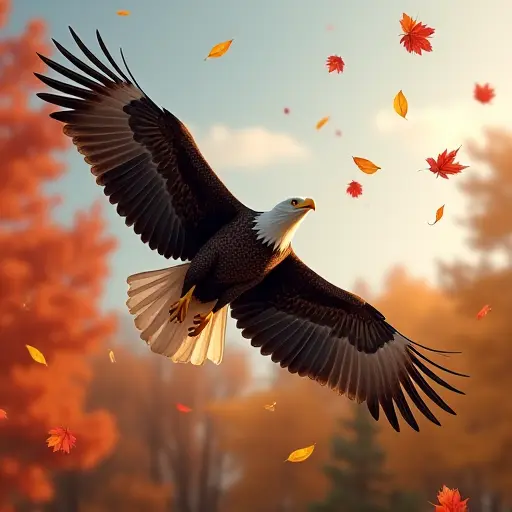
[474,83,495,104]
[346,181,363,198]
[316,116,330,130]
[283,107,290,115]
[425,147,469,179]
[326,55,345,74]
[108,350,116,363]
[46,427,76,454]
[476,304,492,320]
[205,39,233,60]
[399,13,435,55]
[326,24,335,31]
[352,156,381,175]
[116,10,130,16]
[0,409,7,420]
[285,444,315,463]
[176,403,192,413]
[393,90,408,119]
[264,401,276,412]
[335,129,342,137]
[26,345,47,366]
[434,485,469,512]
[428,205,445,226]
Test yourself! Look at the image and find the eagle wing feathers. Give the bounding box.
[231,251,467,432]
[36,27,247,261]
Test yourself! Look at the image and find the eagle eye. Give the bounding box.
[290,199,298,206]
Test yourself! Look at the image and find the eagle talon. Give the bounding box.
[168,285,196,323]
[188,311,213,337]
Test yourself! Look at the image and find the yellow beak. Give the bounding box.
[294,197,316,211]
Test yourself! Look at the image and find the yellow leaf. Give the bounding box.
[428,204,445,226]
[316,116,330,130]
[116,10,130,16]
[352,156,381,174]
[205,39,234,60]
[285,443,315,463]
[26,345,47,366]
[393,90,408,119]
[109,350,116,363]
[264,401,276,412]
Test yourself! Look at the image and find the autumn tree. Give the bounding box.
[437,129,512,509]
[81,341,253,512]
[309,405,387,512]
[0,2,117,508]
[208,365,348,512]
[76,345,172,512]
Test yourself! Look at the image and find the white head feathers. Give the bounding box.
[253,197,316,252]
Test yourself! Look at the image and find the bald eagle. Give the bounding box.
[35,28,467,432]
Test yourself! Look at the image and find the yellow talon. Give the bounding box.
[188,311,213,337]
[168,285,196,323]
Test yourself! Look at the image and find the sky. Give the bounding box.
[8,0,512,354]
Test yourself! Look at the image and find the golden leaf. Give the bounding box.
[285,443,315,463]
[264,401,276,412]
[109,350,116,363]
[116,10,130,16]
[428,204,445,226]
[205,39,234,60]
[352,156,381,174]
[26,345,48,366]
[316,116,330,130]
[393,90,408,119]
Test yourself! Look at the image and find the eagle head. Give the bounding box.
[253,197,316,252]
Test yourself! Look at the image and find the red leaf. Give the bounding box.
[474,83,495,104]
[326,24,335,31]
[399,13,435,55]
[346,181,363,198]
[326,55,345,74]
[0,409,7,420]
[283,107,290,115]
[176,403,192,413]
[425,147,469,179]
[335,129,342,137]
[434,486,469,512]
[46,427,76,454]
[476,304,491,319]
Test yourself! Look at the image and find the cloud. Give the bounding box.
[373,96,512,160]
[192,124,310,171]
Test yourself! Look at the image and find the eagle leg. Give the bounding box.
[188,311,213,337]
[168,285,196,323]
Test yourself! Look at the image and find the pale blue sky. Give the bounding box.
[9,0,512,345]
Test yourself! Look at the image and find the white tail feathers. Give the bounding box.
[126,264,227,365]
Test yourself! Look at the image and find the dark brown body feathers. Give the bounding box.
[183,210,291,310]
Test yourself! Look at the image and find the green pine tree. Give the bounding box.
[309,404,388,512]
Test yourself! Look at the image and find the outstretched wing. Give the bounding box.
[230,251,467,432]
[35,27,247,261]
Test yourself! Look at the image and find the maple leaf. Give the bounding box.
[335,129,342,137]
[474,83,495,104]
[434,486,469,512]
[46,427,76,454]
[476,304,491,319]
[399,13,435,55]
[346,181,363,198]
[326,55,345,74]
[176,403,192,413]
[425,147,469,179]
[283,107,290,115]
[0,409,7,420]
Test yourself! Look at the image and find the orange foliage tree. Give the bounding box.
[210,367,349,512]
[0,1,117,507]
